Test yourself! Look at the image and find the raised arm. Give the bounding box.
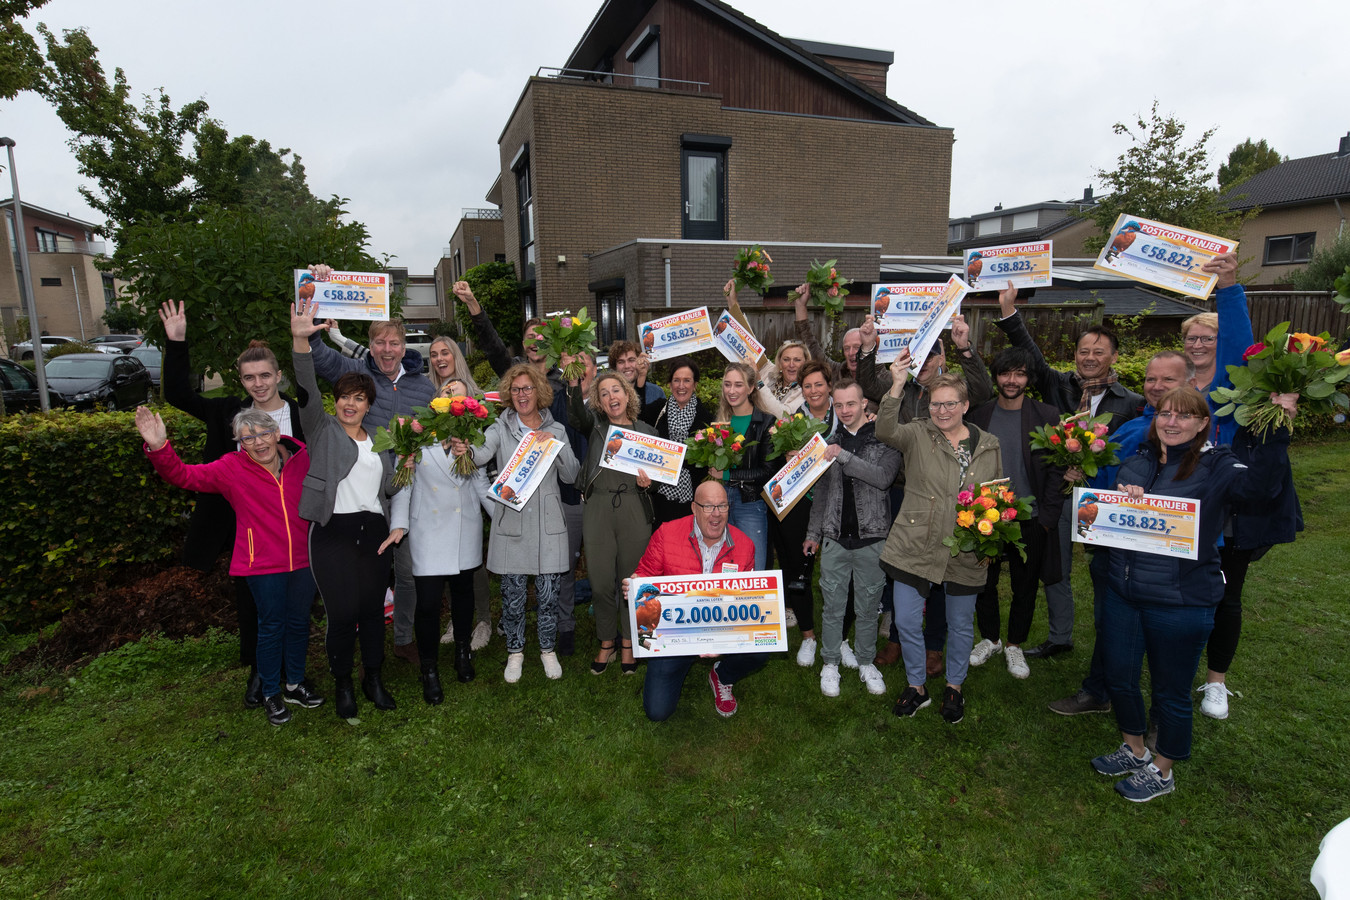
[951,317,993,409]
[993,282,1058,400]
[566,382,596,434]
[157,300,219,421]
[290,299,333,439]
[790,290,827,363]
[138,407,230,495]
[455,281,515,377]
[855,315,894,403]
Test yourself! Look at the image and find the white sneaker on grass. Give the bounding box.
[541,651,563,680]
[1005,644,1030,679]
[470,620,492,651]
[796,637,817,667]
[1198,682,1236,719]
[839,640,859,669]
[969,638,1002,667]
[439,624,455,645]
[820,663,841,697]
[859,664,886,695]
[504,652,524,683]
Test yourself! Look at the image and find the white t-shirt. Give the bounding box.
[333,436,385,516]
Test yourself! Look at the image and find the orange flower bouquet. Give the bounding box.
[1028,412,1120,492]
[1211,322,1350,437]
[942,480,1034,562]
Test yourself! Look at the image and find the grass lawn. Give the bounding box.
[2,438,1346,898]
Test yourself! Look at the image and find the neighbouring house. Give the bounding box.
[947,189,1100,258]
[484,0,954,347]
[385,267,442,328]
[439,208,507,327]
[1,200,127,353]
[1225,132,1350,284]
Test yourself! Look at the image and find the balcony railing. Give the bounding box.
[461,208,502,220]
[30,239,107,256]
[536,66,708,93]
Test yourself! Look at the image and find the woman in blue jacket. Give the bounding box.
[1090,386,1296,802]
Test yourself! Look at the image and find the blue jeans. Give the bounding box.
[643,654,767,722]
[726,490,768,571]
[893,582,977,688]
[1101,585,1215,762]
[245,569,316,697]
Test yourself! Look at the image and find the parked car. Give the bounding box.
[0,357,65,411]
[130,344,162,388]
[43,353,154,410]
[11,335,78,360]
[89,334,144,354]
[404,330,432,360]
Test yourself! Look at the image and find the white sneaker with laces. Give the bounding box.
[504,652,524,683]
[859,663,886,695]
[1198,681,1235,719]
[1005,644,1030,679]
[839,640,859,669]
[969,638,1003,667]
[820,663,841,697]
[796,637,817,667]
[541,651,563,680]
[470,620,492,651]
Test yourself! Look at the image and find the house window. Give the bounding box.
[1012,210,1038,230]
[514,148,535,284]
[976,217,1002,237]
[1264,232,1315,265]
[40,277,62,287]
[627,25,660,88]
[102,273,117,304]
[453,249,462,280]
[494,253,506,263]
[35,229,70,252]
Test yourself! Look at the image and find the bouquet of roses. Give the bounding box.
[1210,322,1350,437]
[766,411,827,460]
[685,422,755,478]
[371,414,435,489]
[730,245,774,295]
[942,480,1034,562]
[421,394,498,476]
[532,309,598,381]
[788,259,851,319]
[1028,411,1120,493]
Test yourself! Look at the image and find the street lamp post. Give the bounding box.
[1,137,52,412]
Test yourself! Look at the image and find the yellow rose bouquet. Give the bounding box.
[532,309,598,381]
[421,395,498,476]
[942,480,1033,563]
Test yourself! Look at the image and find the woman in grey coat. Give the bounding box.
[469,363,580,684]
[389,378,495,699]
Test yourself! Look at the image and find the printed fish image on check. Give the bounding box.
[628,570,788,657]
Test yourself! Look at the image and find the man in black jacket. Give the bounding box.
[993,283,1142,661]
[964,347,1066,680]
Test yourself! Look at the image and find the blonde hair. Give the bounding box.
[588,371,641,424]
[368,320,407,343]
[1181,312,1219,338]
[718,362,761,420]
[498,363,553,411]
[428,335,479,393]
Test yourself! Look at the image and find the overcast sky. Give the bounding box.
[2,0,1344,271]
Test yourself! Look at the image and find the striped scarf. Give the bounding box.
[658,399,697,503]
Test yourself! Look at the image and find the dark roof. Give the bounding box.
[1031,287,1203,319]
[564,0,936,127]
[1224,151,1350,210]
[0,199,101,231]
[948,198,1094,226]
[947,215,1092,255]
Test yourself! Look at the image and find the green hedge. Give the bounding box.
[0,407,206,628]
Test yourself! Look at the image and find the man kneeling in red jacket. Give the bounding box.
[625,481,764,721]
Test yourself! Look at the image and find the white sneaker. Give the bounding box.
[859,663,886,695]
[504,652,524,683]
[541,651,563,681]
[470,620,491,651]
[1198,682,1235,719]
[839,640,859,669]
[820,663,841,698]
[439,624,455,645]
[796,636,817,667]
[1005,644,1030,679]
[785,608,798,628]
[969,638,1003,667]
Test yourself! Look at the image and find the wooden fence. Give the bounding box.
[1205,291,1349,340]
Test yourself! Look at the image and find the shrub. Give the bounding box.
[44,341,100,359]
[0,407,206,628]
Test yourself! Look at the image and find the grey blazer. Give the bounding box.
[294,350,399,527]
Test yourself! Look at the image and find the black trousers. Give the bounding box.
[1208,545,1256,674]
[309,512,391,678]
[768,499,817,632]
[975,520,1050,646]
[414,571,476,666]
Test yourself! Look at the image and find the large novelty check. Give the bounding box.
[763,433,833,520]
[487,430,565,509]
[1071,487,1200,560]
[295,269,391,322]
[964,241,1053,291]
[712,310,765,367]
[639,307,716,362]
[1093,215,1237,300]
[629,570,788,657]
[598,425,687,487]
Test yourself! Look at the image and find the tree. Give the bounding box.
[454,261,523,350]
[1085,102,1251,253]
[1218,138,1286,191]
[101,303,143,334]
[0,0,49,100]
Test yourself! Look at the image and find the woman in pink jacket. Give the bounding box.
[136,405,319,727]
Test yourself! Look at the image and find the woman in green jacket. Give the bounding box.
[876,348,1003,726]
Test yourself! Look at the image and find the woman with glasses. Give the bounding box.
[709,362,775,571]
[136,405,319,727]
[564,362,655,675]
[290,302,403,719]
[876,350,1003,725]
[467,363,580,683]
[1090,386,1294,802]
[640,356,713,526]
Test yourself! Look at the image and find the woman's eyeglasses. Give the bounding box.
[929,400,962,412]
[239,429,278,445]
[509,385,535,395]
[1156,411,1198,422]
[1183,335,1217,346]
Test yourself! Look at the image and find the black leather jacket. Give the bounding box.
[724,409,776,503]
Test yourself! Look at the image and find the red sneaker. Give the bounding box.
[708,665,738,717]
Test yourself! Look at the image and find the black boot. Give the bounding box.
[334,675,358,719]
[362,668,397,711]
[244,667,264,709]
[455,645,475,683]
[421,661,444,705]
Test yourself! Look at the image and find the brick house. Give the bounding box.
[1225,132,1350,284]
[480,0,953,347]
[947,190,1100,259]
[1,201,124,353]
